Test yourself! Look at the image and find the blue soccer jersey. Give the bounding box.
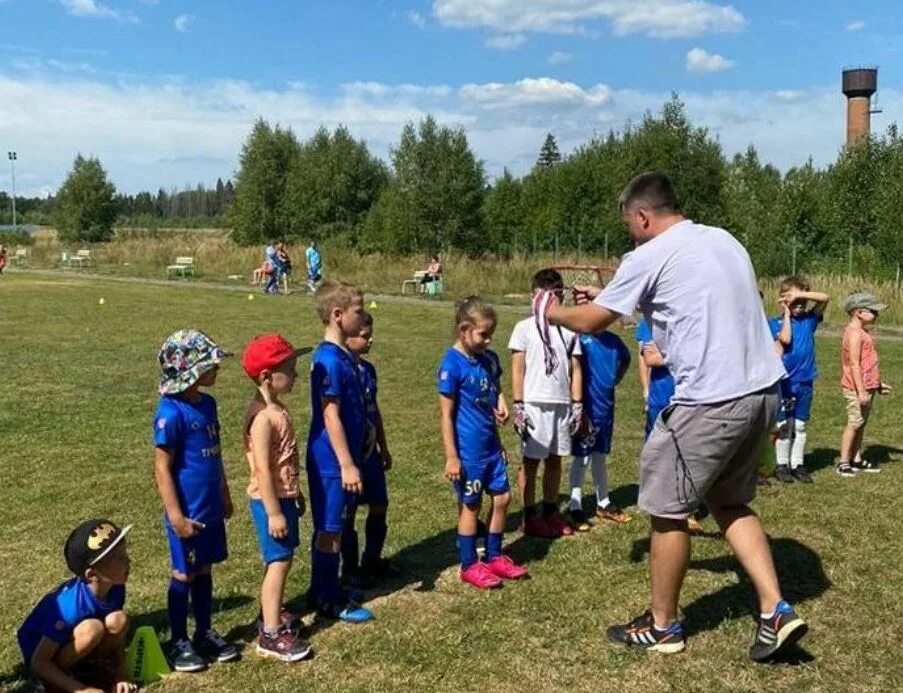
[768,312,821,383]
[153,393,225,524]
[17,578,125,663]
[579,332,630,424]
[436,348,502,463]
[357,358,380,461]
[635,318,676,410]
[307,342,368,476]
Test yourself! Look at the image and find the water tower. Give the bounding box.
[842,67,880,145]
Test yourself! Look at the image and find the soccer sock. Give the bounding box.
[776,420,792,467]
[167,578,191,643]
[190,572,213,638]
[541,501,558,518]
[568,456,588,510]
[790,420,807,469]
[362,513,388,565]
[590,453,609,506]
[458,534,478,569]
[313,549,342,606]
[340,527,359,575]
[485,533,503,561]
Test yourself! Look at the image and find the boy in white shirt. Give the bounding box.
[509,269,583,538]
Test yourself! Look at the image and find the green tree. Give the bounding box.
[536,133,562,170]
[228,119,299,245]
[54,155,118,242]
[483,168,524,254]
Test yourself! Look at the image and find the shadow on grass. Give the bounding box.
[808,447,839,472]
[809,444,902,473]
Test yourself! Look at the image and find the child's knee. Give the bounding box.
[794,419,807,435]
[104,610,128,637]
[492,492,511,508]
[461,500,482,514]
[315,531,341,552]
[73,618,107,646]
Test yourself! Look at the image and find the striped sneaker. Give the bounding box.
[606,611,686,654]
[749,600,808,662]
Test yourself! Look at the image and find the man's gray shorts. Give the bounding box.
[639,384,780,519]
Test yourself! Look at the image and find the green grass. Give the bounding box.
[1,273,903,692]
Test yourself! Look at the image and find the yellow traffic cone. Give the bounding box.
[126,625,171,684]
[369,300,378,309]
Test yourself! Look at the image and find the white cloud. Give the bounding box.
[59,0,137,23]
[686,47,733,73]
[407,10,426,28]
[0,66,894,196]
[433,0,746,38]
[548,51,573,65]
[485,33,526,50]
[174,14,193,33]
[846,20,865,32]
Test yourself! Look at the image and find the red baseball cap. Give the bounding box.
[241,334,311,379]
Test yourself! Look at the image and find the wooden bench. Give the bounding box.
[401,270,428,294]
[11,248,27,266]
[166,256,196,279]
[69,249,93,269]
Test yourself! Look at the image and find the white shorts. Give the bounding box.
[523,402,572,459]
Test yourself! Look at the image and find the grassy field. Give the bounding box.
[1,273,902,692]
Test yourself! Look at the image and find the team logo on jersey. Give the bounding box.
[157,418,167,430]
[87,523,116,550]
[440,370,449,381]
[191,421,201,431]
[54,620,66,631]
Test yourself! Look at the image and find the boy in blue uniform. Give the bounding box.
[769,277,829,483]
[18,519,135,693]
[153,329,238,672]
[635,317,676,437]
[343,312,400,587]
[307,280,374,623]
[567,330,631,530]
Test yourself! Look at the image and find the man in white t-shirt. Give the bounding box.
[509,269,583,539]
[544,172,807,662]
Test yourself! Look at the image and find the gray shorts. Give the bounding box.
[638,384,780,519]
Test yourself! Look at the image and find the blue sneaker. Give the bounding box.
[749,600,807,662]
[325,600,374,624]
[606,611,686,654]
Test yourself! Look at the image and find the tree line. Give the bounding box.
[7,94,903,278]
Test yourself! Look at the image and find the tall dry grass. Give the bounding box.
[14,227,903,324]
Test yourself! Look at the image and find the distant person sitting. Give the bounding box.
[420,255,442,285]
[0,244,7,275]
[306,241,322,294]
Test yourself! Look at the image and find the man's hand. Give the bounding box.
[268,513,288,540]
[572,284,601,305]
[513,402,533,441]
[341,464,363,494]
[444,456,462,482]
[569,401,584,435]
[170,515,204,539]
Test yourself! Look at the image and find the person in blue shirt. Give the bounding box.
[18,519,135,693]
[342,312,400,589]
[438,296,529,590]
[153,329,238,673]
[306,241,322,293]
[307,280,374,623]
[635,318,677,437]
[769,277,829,484]
[567,330,631,531]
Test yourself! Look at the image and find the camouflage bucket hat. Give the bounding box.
[158,329,229,395]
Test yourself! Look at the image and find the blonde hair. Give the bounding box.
[454,296,497,336]
[780,275,810,293]
[314,280,363,324]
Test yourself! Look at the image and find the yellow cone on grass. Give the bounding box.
[126,626,171,684]
[369,301,378,309]
[98,297,105,305]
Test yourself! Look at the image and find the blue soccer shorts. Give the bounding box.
[777,380,814,422]
[249,497,300,564]
[453,452,510,506]
[308,467,351,533]
[573,417,614,457]
[165,517,227,575]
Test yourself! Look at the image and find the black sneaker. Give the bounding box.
[194,629,239,663]
[852,460,881,473]
[568,508,592,532]
[256,626,312,662]
[775,465,795,483]
[169,638,207,672]
[836,463,858,477]
[606,611,686,654]
[791,467,813,483]
[749,600,808,662]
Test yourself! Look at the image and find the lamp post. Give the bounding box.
[7,151,16,232]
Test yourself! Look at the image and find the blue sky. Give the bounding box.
[1,0,901,195]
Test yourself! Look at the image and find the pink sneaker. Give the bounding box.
[523,515,560,538]
[485,555,529,580]
[545,513,575,537]
[459,562,503,589]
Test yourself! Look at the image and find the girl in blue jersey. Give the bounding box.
[438,297,528,589]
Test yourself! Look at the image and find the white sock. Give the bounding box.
[790,419,807,469]
[568,456,589,510]
[775,420,792,467]
[590,453,609,507]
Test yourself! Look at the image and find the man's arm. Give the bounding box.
[548,302,621,335]
[637,344,650,402]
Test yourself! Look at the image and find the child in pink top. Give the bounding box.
[837,293,892,476]
[242,334,312,662]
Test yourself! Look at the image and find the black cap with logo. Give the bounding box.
[64,519,132,576]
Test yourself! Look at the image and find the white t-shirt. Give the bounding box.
[595,219,785,405]
[508,317,581,404]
